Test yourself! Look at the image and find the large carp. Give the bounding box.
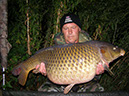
[12,41,125,94]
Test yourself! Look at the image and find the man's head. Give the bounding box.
[60,13,82,44]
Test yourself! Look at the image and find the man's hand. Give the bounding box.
[96,62,109,75]
[33,62,47,76]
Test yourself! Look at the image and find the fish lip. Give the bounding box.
[121,49,125,56]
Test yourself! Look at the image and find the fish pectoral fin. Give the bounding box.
[18,70,29,86]
[64,84,75,94]
[104,65,114,76]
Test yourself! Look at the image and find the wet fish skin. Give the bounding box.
[12,40,125,94]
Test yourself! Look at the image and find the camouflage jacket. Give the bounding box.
[54,30,92,45]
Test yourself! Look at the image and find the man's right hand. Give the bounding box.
[33,62,47,76]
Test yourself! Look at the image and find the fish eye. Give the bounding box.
[113,47,116,50]
[113,46,118,50]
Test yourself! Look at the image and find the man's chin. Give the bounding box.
[67,41,76,44]
[66,39,78,44]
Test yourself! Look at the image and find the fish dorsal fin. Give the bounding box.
[64,84,75,94]
[45,48,54,51]
[35,47,54,55]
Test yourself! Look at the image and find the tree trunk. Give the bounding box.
[0,0,12,68]
[26,0,31,55]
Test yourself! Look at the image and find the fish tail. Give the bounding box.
[18,69,29,86]
[12,63,30,86]
[12,64,22,76]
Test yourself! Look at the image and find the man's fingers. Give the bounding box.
[33,62,47,76]
[39,62,46,75]
[35,65,40,70]
[96,62,105,75]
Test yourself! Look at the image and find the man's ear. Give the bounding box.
[79,27,81,32]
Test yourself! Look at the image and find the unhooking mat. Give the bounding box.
[1,90,129,96]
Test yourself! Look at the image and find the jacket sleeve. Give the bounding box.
[78,30,92,43]
[53,32,66,45]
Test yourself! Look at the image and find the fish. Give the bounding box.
[12,40,125,94]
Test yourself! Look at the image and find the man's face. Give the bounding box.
[62,23,81,44]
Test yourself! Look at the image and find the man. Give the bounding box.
[35,13,104,92]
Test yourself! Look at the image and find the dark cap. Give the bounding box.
[60,13,82,31]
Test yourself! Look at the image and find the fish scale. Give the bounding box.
[12,41,125,94]
[46,43,99,85]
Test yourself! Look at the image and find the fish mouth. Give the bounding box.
[104,49,125,76]
[120,49,125,56]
